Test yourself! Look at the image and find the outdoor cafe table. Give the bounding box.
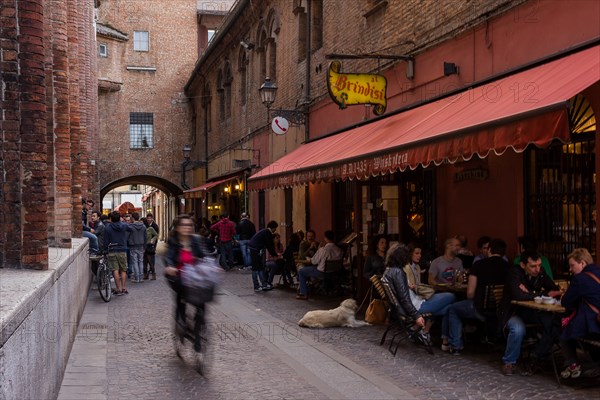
[511,300,565,313]
[433,283,467,294]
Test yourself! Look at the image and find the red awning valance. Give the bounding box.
[183,177,236,199]
[248,45,599,191]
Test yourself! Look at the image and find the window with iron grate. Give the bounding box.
[129,112,154,149]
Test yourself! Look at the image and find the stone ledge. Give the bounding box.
[0,238,88,347]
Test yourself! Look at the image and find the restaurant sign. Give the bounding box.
[271,150,410,188]
[327,61,387,115]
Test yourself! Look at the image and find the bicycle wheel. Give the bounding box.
[98,261,112,302]
[194,324,211,376]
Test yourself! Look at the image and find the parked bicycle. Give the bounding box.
[90,244,118,302]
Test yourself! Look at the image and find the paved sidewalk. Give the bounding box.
[58,259,600,400]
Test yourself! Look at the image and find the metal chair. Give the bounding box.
[377,276,433,356]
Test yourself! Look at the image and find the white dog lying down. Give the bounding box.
[298,299,370,328]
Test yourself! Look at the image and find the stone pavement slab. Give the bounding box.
[57,259,600,400]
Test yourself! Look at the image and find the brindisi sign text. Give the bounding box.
[327,61,387,115]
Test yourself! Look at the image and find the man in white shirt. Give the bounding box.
[296,230,343,299]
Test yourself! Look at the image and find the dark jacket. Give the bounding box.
[91,220,105,249]
[382,266,420,321]
[248,228,278,257]
[236,218,256,240]
[363,254,385,278]
[164,234,205,268]
[127,221,147,247]
[561,263,600,340]
[103,221,132,253]
[501,264,558,324]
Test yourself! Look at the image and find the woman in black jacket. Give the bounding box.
[382,243,425,331]
[164,214,205,352]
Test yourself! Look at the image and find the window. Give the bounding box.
[238,49,248,105]
[224,62,232,119]
[99,43,108,57]
[207,29,216,44]
[217,70,224,121]
[129,112,154,149]
[312,0,323,51]
[295,6,307,61]
[133,31,149,52]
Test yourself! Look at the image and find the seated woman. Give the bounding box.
[363,235,388,279]
[560,248,600,378]
[382,243,426,333]
[404,244,455,343]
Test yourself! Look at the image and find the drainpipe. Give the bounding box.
[305,0,311,143]
[304,0,312,229]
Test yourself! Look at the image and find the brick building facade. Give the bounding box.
[95,0,198,199]
[0,0,98,269]
[184,0,531,232]
[186,0,599,276]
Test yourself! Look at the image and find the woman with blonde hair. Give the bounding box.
[560,248,600,378]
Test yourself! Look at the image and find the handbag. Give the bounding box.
[181,256,223,306]
[416,284,435,300]
[361,284,388,325]
[365,298,388,325]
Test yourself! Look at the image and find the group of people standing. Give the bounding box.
[366,234,600,377]
[83,199,159,296]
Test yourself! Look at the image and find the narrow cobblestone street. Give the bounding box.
[58,257,600,400]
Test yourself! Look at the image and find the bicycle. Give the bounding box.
[173,303,210,376]
[172,255,222,376]
[91,243,118,302]
[92,252,112,302]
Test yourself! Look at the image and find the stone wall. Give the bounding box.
[0,239,91,400]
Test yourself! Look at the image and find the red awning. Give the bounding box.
[248,45,599,190]
[183,177,235,199]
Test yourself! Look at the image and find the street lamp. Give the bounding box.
[181,144,206,190]
[181,144,192,190]
[259,77,306,125]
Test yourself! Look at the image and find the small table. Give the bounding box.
[511,300,565,313]
[434,283,467,293]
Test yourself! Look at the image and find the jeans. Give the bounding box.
[298,266,324,296]
[446,299,484,350]
[220,241,234,269]
[250,249,267,290]
[238,239,251,268]
[130,246,144,281]
[503,315,527,365]
[83,231,99,253]
[502,310,558,365]
[419,292,455,339]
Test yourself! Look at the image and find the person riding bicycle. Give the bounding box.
[164,214,207,352]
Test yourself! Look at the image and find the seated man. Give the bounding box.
[428,237,464,285]
[298,229,319,260]
[444,239,510,354]
[296,230,342,300]
[500,249,562,376]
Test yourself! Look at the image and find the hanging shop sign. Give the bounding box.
[327,60,387,116]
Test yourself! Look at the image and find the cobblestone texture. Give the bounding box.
[64,258,600,399]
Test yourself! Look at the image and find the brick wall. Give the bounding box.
[0,0,97,268]
[96,0,197,192]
